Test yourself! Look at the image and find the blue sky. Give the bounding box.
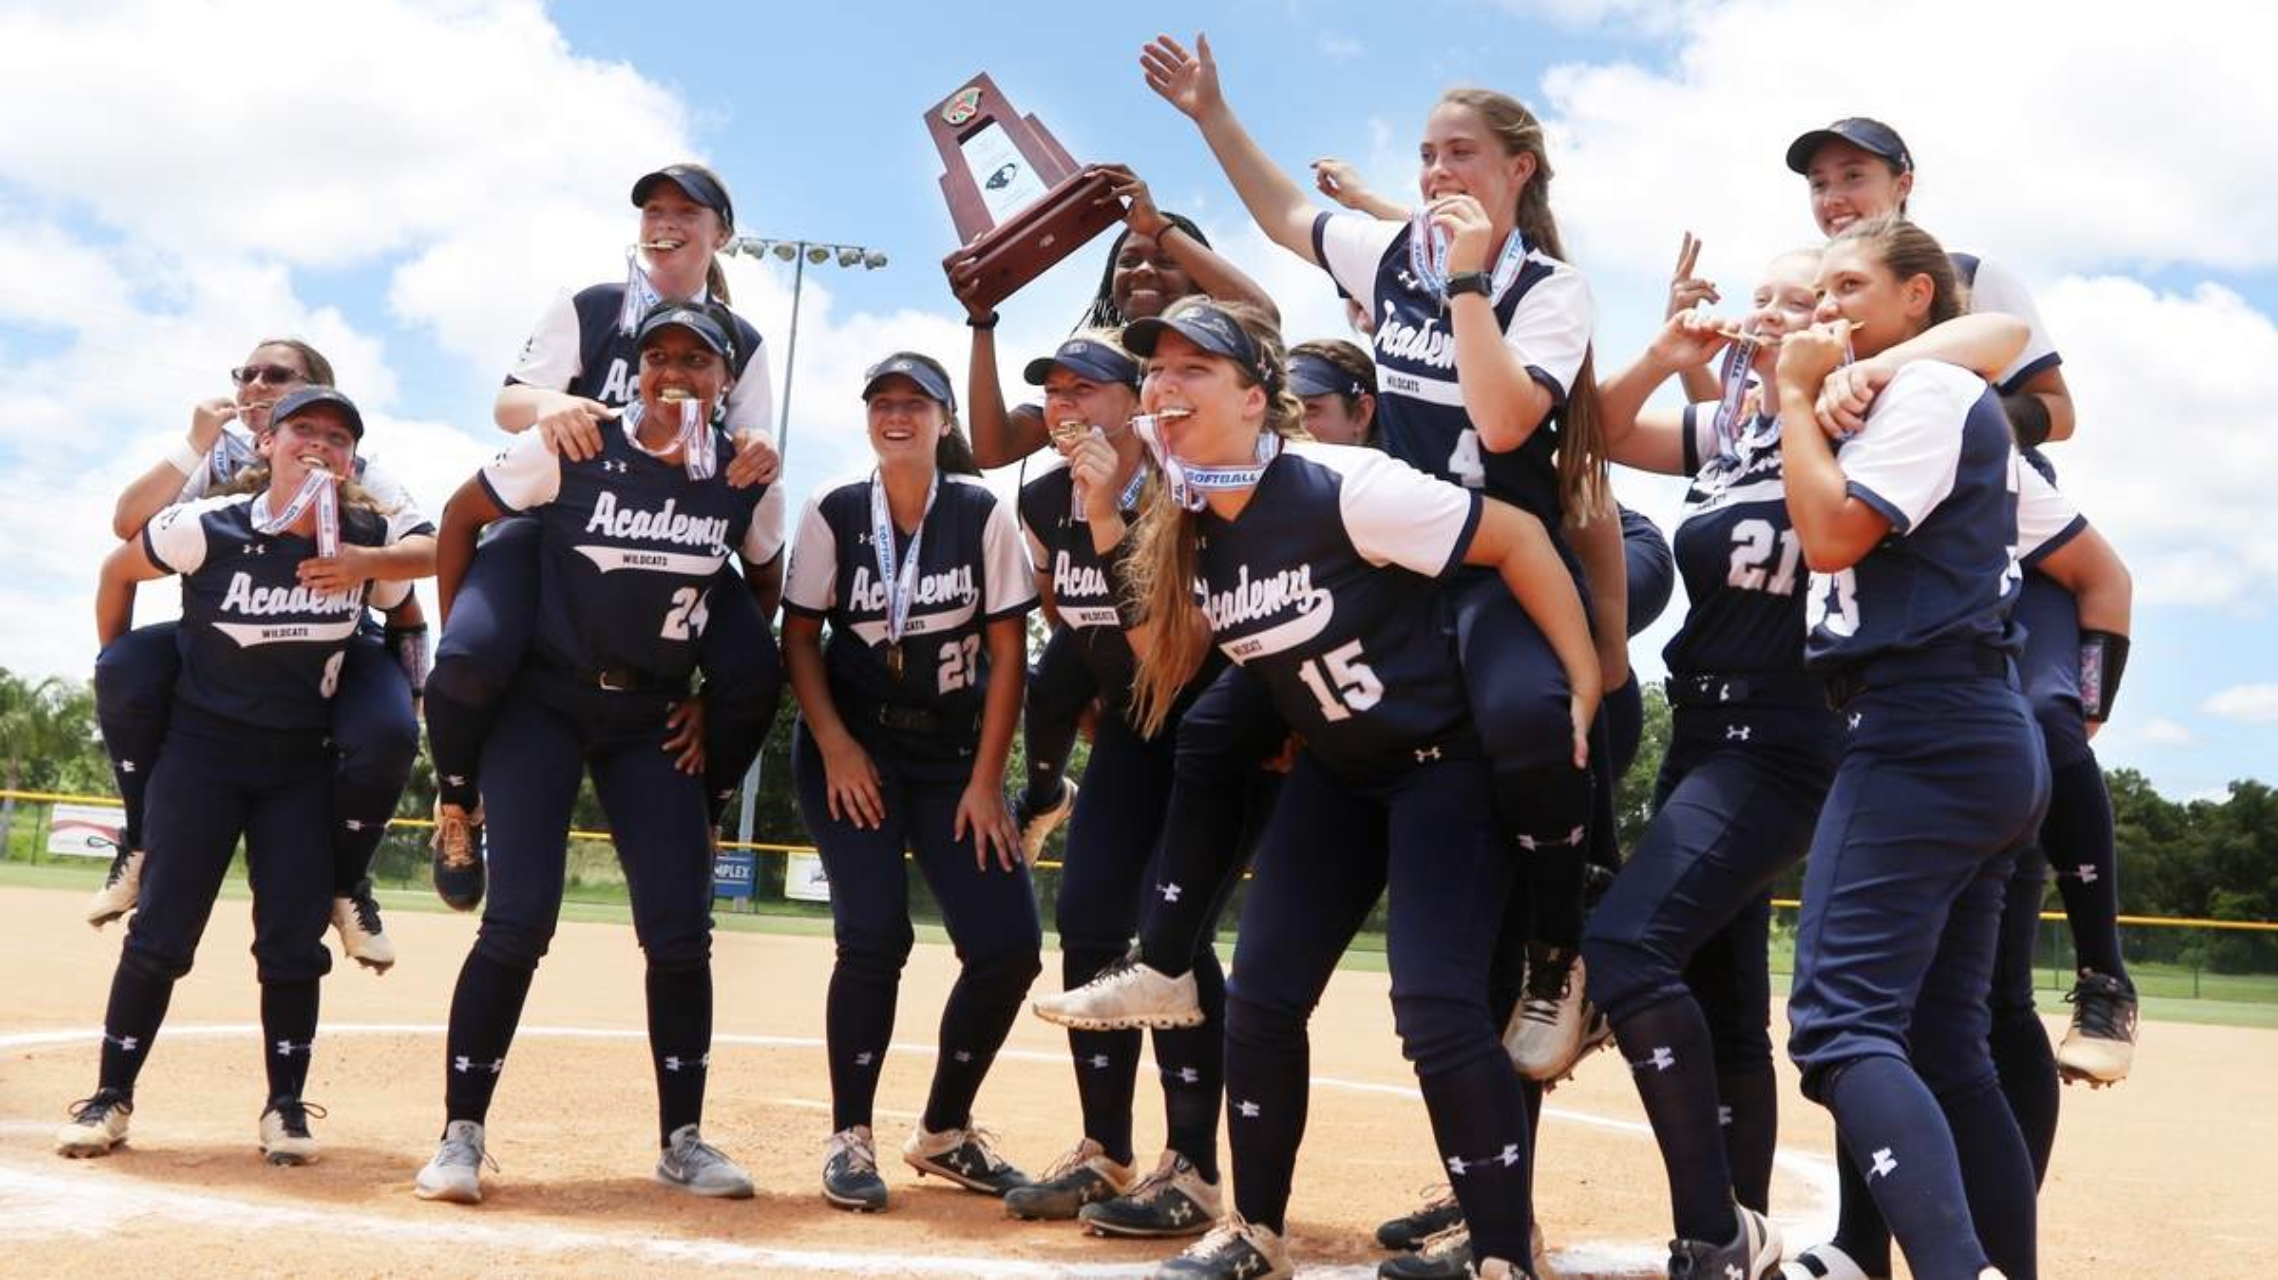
[1,0,2271,800]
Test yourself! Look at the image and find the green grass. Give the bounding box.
[11,855,2277,1030]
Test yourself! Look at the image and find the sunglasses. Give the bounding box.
[231,364,306,388]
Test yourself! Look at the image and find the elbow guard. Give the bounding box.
[2078,629,2129,723]
[385,623,432,697]
[2001,390,2053,451]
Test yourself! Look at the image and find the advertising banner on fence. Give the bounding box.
[784,852,831,903]
[47,803,126,859]
[712,848,757,901]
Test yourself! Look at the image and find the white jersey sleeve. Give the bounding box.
[723,348,774,436]
[477,430,563,514]
[781,493,840,615]
[506,290,583,390]
[2016,456,2086,566]
[142,495,229,575]
[740,483,787,564]
[1314,444,1482,578]
[980,492,1041,621]
[354,458,435,541]
[1312,212,1403,318]
[1505,265,1594,403]
[1966,256,2061,395]
[1680,400,1721,477]
[1837,363,1980,535]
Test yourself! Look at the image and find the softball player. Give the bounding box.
[90,338,432,972]
[952,165,1279,858]
[424,164,782,909]
[782,352,1041,1214]
[1784,118,2136,1088]
[1143,37,1622,1082]
[1106,298,1595,1280]
[1582,247,2047,1277]
[1289,339,1379,446]
[57,387,425,1164]
[413,303,783,1205]
[1777,215,2133,1280]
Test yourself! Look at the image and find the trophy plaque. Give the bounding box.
[927,73,1124,309]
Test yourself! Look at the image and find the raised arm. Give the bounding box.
[1140,34,1320,263]
[945,293,1050,468]
[1776,321,1891,571]
[1599,311,1735,475]
[1814,312,2030,437]
[112,399,238,539]
[1311,157,1409,223]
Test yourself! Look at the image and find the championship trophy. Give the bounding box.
[926,73,1124,309]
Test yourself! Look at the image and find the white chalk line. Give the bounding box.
[1,1022,1834,1276]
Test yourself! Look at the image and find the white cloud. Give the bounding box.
[2137,718,2198,747]
[2203,684,2278,724]
[1317,31,1364,62]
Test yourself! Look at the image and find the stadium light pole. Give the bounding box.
[724,236,889,852]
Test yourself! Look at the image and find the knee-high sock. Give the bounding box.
[1825,1058,1988,1280]
[2043,757,2129,985]
[1153,943,1228,1181]
[646,964,712,1143]
[260,978,320,1100]
[1717,1062,1779,1214]
[1942,1079,2039,1280]
[98,964,175,1096]
[443,951,534,1125]
[1613,995,1736,1242]
[1064,945,1139,1165]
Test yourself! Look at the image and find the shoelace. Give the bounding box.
[65,1093,129,1123]
[269,1099,329,1137]
[438,1130,501,1173]
[1409,1180,1456,1213]
[103,852,134,888]
[671,1131,735,1171]
[1122,1159,1179,1203]
[825,1129,879,1175]
[955,1125,1010,1171]
[1035,1142,1099,1184]
[349,889,385,934]
[2067,977,2133,1038]
[1416,1221,1472,1258]
[1186,1213,1257,1260]
[1081,957,1148,995]
[435,810,481,870]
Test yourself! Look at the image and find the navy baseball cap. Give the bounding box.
[862,352,958,411]
[631,164,735,227]
[636,303,737,362]
[1023,337,1140,389]
[269,386,364,440]
[1785,118,1913,175]
[1289,353,1363,399]
[1122,301,1279,392]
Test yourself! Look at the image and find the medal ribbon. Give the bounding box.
[254,467,337,540]
[1710,332,1760,459]
[623,398,721,479]
[869,469,940,650]
[1067,427,1150,519]
[1408,214,1530,306]
[1133,416,1282,512]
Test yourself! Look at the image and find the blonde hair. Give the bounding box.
[1436,87,1608,522]
[1124,299,1311,737]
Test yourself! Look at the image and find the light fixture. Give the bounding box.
[772,242,797,262]
[806,244,830,265]
[837,246,862,267]
[863,249,888,269]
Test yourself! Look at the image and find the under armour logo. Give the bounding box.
[120,761,137,774]
[444,774,467,787]
[1415,745,1442,762]
[854,1051,876,1067]
[602,460,629,474]
[243,543,267,556]
[1086,1053,1111,1069]
[1633,1046,1676,1073]
[1167,1066,1201,1085]
[1157,881,1183,903]
[1869,1146,1898,1179]
[452,1055,506,1075]
[2072,863,2099,884]
[1494,1143,1520,1167]
[343,818,365,831]
[273,1039,313,1058]
[856,532,872,546]
[1848,711,1863,730]
[1234,1256,1263,1278]
[1726,1266,1745,1280]
[1447,1155,1470,1176]
[1169,1200,1195,1223]
[1235,1100,1261,1118]
[953,1050,973,1063]
[1717,1105,1733,1127]
[663,1052,710,1073]
[103,1032,142,1053]
[1726,724,1752,742]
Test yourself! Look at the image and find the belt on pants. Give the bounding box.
[1820,643,2011,711]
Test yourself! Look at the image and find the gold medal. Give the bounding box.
[886,643,905,680]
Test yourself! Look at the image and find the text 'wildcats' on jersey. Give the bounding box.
[783,472,1036,759]
[1192,442,1482,776]
[144,492,412,730]
[1310,210,1594,526]
[480,422,785,686]
[1018,458,1156,709]
[1804,363,2085,669]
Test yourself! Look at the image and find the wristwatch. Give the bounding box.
[1445,271,1492,299]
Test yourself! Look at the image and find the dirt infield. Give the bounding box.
[2,884,2272,1277]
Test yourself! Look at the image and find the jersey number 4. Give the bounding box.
[1297,639,1384,723]
[1448,429,1486,489]
[661,586,712,640]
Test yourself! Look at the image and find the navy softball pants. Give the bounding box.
[1134,662,1285,975]
[1788,672,2050,1280]
[792,722,1043,1136]
[1053,708,1229,1172]
[96,621,415,895]
[1581,692,1836,1241]
[1224,749,1536,1268]
[2015,571,2128,984]
[99,705,333,1105]
[1017,623,1094,810]
[427,516,783,822]
[440,672,719,1144]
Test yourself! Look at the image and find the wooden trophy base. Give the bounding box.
[946,167,1125,310]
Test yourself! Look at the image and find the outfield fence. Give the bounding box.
[7,788,2273,1005]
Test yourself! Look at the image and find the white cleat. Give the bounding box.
[332,878,397,972]
[1014,779,1079,863]
[1032,958,1204,1031]
[56,1090,132,1158]
[259,1097,325,1166]
[85,848,145,928]
[415,1119,492,1204]
[1506,948,1594,1082]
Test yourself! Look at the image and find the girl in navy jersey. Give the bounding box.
[1584,247,2051,1279]
[1776,216,2131,1280]
[89,339,431,973]
[782,352,1041,1214]
[1288,339,1378,446]
[1115,297,1596,1280]
[57,388,427,1165]
[413,303,783,1206]
[425,164,782,909]
[952,165,1279,860]
[1142,36,1624,1085]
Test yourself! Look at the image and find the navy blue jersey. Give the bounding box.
[479,423,785,684]
[1018,459,1151,706]
[1803,363,2081,668]
[1193,442,1482,774]
[1664,403,1811,676]
[1311,211,1593,525]
[784,472,1037,758]
[508,281,775,433]
[144,493,410,730]
[177,439,435,542]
